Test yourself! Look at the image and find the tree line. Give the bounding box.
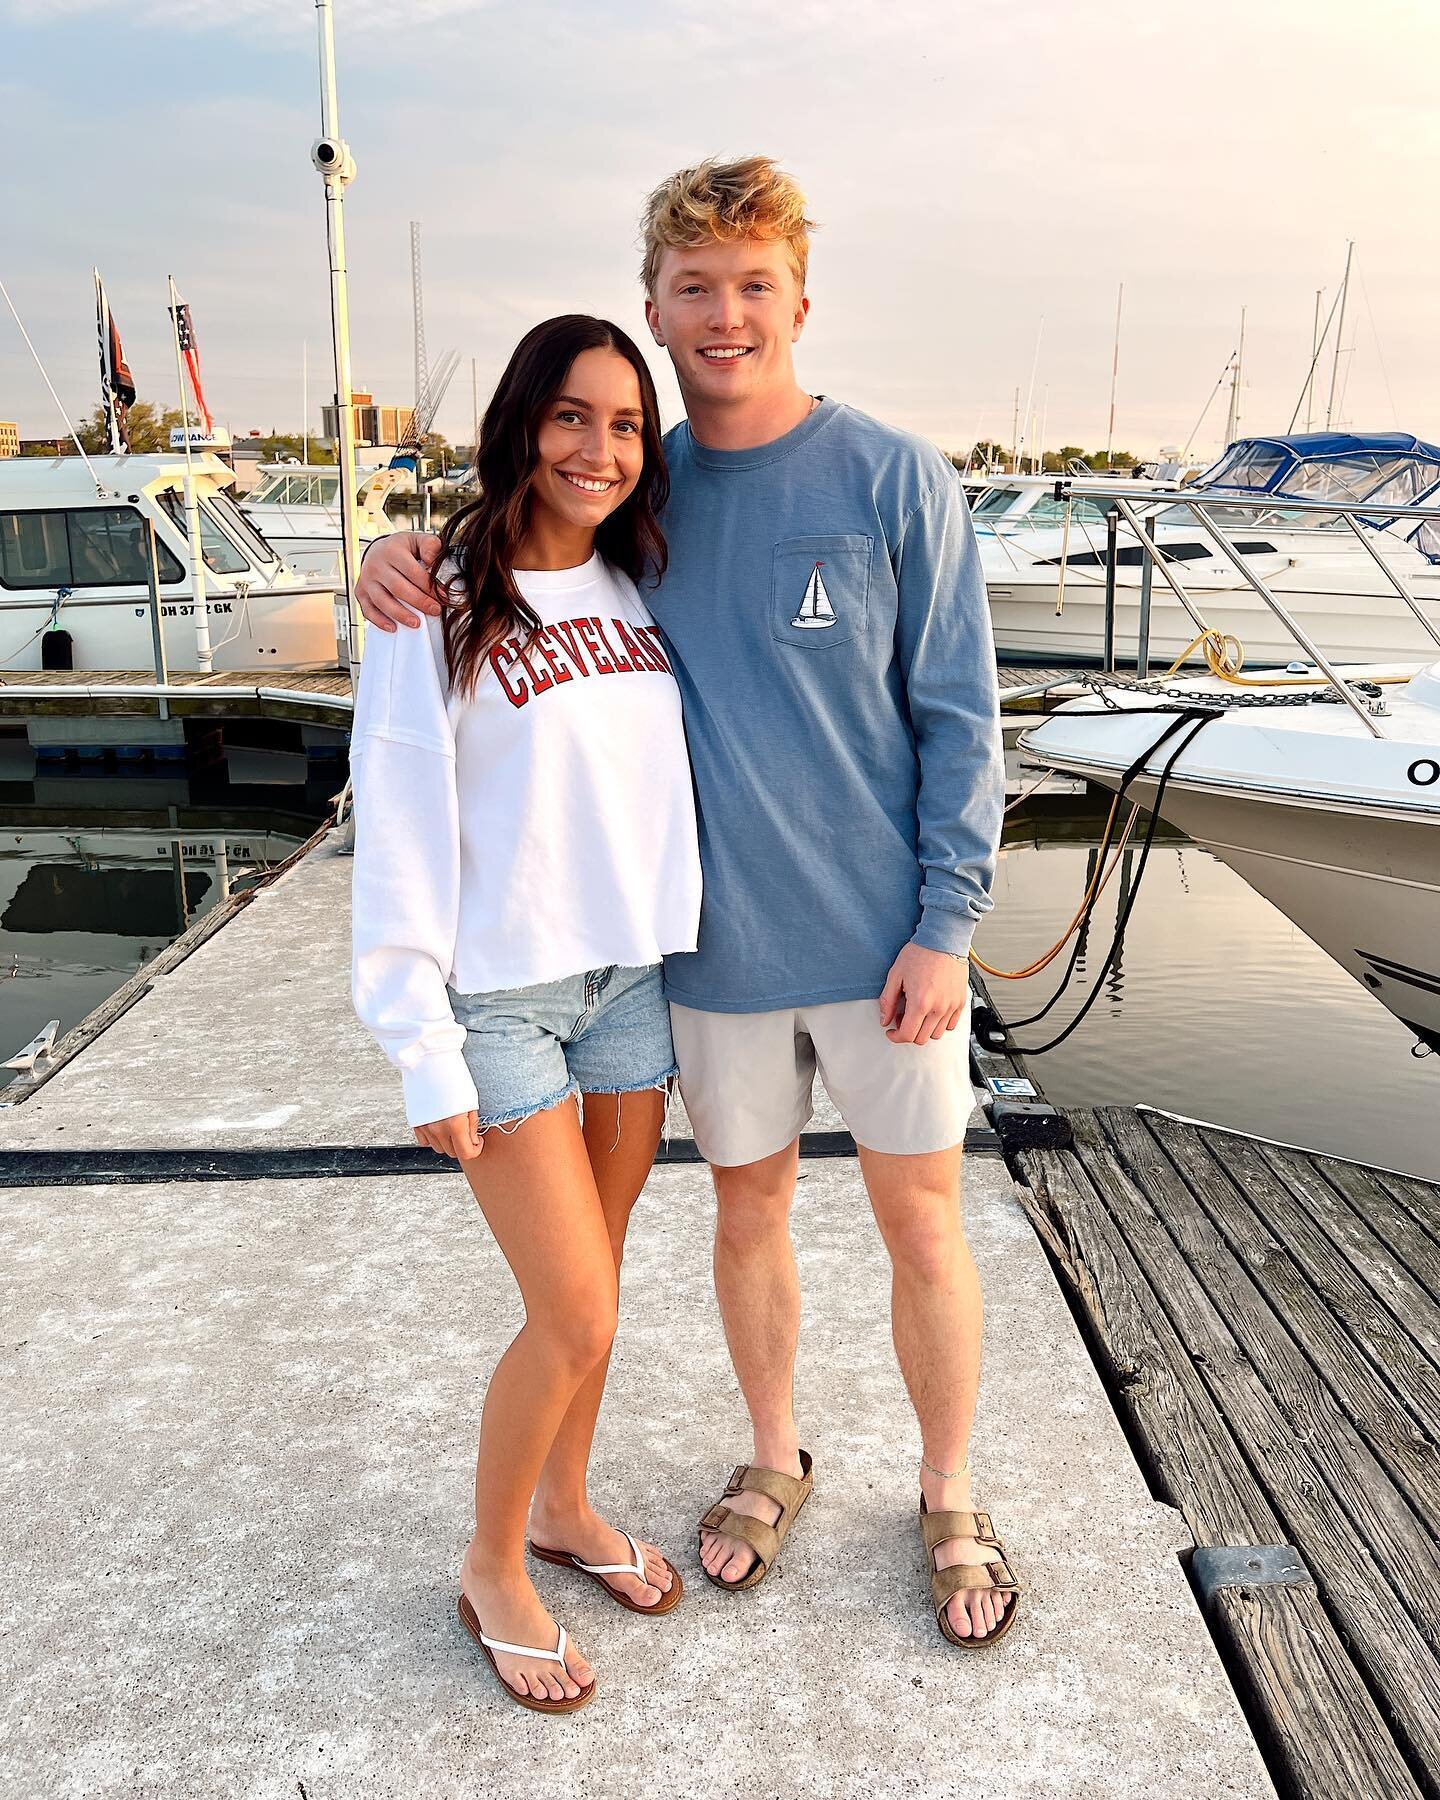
[950,442,1142,474]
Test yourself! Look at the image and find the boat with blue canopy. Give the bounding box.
[982,430,1440,665]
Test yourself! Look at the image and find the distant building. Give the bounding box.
[18,436,69,457]
[0,421,19,459]
[229,434,268,494]
[321,389,415,449]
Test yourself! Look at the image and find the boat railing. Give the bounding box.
[1051,482,1440,741]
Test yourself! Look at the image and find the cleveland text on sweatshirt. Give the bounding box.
[649,398,1004,1014]
[350,554,702,1126]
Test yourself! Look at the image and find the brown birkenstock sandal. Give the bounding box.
[457,1591,597,1713]
[920,1495,1021,1648]
[697,1450,814,1592]
[528,1530,683,1615]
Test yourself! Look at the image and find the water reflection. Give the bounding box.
[0,735,334,1086]
[976,782,1439,1182]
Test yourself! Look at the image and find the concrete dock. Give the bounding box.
[1,836,1274,1798]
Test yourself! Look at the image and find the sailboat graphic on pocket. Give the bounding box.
[791,561,837,629]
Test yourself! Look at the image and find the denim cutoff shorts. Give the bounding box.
[447,963,676,1132]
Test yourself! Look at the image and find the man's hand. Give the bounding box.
[357,532,445,631]
[414,1110,483,1162]
[878,943,970,1044]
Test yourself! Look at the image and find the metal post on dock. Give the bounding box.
[1136,510,1155,679]
[1102,506,1119,672]
[144,519,170,722]
[313,0,364,685]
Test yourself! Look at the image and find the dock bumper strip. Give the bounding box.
[0,1126,999,1187]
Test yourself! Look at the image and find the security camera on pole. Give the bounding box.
[313,0,364,676]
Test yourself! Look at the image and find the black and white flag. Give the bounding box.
[94,268,136,453]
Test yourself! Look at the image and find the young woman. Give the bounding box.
[350,316,701,1715]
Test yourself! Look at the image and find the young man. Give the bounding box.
[354,158,1015,1645]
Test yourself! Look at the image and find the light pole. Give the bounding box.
[312,0,364,676]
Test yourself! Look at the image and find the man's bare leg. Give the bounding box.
[858,1142,1011,1642]
[698,1138,805,1584]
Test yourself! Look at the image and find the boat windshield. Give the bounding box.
[207,490,278,565]
[970,486,1024,519]
[248,470,340,506]
[1011,493,1117,527]
[1277,453,1440,507]
[1411,520,1440,563]
[157,491,251,575]
[1192,442,1289,492]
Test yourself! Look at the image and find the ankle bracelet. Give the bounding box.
[921,1452,969,1481]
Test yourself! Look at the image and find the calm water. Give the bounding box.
[974,785,1440,1183]
[0,738,333,1087]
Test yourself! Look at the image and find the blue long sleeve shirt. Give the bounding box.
[649,397,1004,1013]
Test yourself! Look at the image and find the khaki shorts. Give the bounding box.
[670,996,972,1165]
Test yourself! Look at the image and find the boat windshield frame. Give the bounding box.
[207,489,279,566]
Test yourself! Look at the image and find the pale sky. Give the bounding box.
[3,0,1437,463]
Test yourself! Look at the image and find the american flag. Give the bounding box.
[93,269,135,454]
[168,295,214,433]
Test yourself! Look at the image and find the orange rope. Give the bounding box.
[970,797,1141,979]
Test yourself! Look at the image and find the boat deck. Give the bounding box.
[1014,1106,1440,1800]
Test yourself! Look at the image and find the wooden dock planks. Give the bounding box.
[0,668,352,727]
[1015,1107,1440,1800]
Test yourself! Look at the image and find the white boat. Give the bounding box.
[983,433,1440,667]
[1020,663,1440,1052]
[240,461,412,582]
[0,453,343,673]
[970,471,1177,543]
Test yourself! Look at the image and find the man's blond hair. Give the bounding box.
[640,156,817,297]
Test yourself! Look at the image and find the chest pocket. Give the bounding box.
[770,534,873,650]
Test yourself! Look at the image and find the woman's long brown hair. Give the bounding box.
[437,315,669,696]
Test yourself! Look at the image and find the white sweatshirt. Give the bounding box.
[350,554,702,1127]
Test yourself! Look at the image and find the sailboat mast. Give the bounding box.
[1304,289,1322,432]
[1326,239,1354,430]
[1105,282,1123,470]
[1225,305,1246,445]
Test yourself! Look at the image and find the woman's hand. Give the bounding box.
[414,1111,484,1162]
[357,532,445,631]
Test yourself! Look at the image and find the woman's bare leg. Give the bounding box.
[528,1088,674,1606]
[458,1101,618,1702]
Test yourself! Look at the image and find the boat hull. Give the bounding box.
[1077,769,1440,1051]
[0,587,342,673]
[988,573,1440,667]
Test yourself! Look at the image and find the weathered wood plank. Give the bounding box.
[1375,1169,1440,1256]
[1067,1111,1440,1777]
[1209,1583,1429,1800]
[1103,1111,1440,1638]
[1305,1155,1440,1314]
[1014,1141,1283,1545]
[0,668,350,693]
[1141,1116,1440,1525]
[1257,1143,1440,1365]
